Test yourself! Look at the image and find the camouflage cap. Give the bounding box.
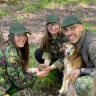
[46,14,60,24]
[9,22,31,35]
[62,15,82,28]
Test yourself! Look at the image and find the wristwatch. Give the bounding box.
[79,68,83,75]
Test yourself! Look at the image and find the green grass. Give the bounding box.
[23,0,49,12]
[29,43,61,93]
[83,22,96,32]
[29,43,39,67]
[0,8,9,17]
[0,10,5,17]
[1,0,96,20]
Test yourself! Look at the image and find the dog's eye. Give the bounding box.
[65,47,67,49]
[71,47,74,49]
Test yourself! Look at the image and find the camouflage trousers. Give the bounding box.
[75,75,93,96]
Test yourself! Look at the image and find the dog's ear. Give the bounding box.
[74,45,80,53]
[60,43,66,52]
[76,47,80,53]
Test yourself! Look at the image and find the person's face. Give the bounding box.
[47,23,60,35]
[14,33,27,48]
[62,24,83,44]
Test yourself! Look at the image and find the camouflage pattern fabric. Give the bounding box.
[0,41,37,95]
[42,34,68,69]
[75,76,93,96]
[48,35,66,60]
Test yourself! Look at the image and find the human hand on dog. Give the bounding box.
[71,69,80,79]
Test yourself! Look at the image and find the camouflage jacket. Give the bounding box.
[0,41,36,95]
[42,34,68,70]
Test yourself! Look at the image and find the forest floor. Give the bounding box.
[0,1,96,44]
[0,1,96,96]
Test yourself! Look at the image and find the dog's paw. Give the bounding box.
[58,94,62,96]
[59,88,67,96]
[59,86,66,94]
[64,86,68,94]
[59,89,62,94]
[59,89,65,95]
[58,93,66,96]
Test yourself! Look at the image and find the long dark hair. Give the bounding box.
[8,33,29,71]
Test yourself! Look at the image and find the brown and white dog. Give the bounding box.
[59,42,84,96]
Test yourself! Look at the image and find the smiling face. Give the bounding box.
[14,33,27,48]
[62,24,83,44]
[47,23,60,36]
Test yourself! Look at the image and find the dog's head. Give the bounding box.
[60,42,79,56]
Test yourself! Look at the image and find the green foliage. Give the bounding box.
[83,22,96,32]
[1,0,96,17]
[23,0,49,12]
[29,43,38,67]
[23,5,36,12]
[33,70,61,93]
[83,22,91,30]
[15,16,25,22]
[78,0,96,4]
[93,28,96,32]
[0,10,5,17]
[29,43,61,93]
[48,0,96,5]
[0,9,9,17]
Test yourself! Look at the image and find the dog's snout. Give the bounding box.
[67,52,70,56]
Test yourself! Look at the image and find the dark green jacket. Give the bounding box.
[0,41,36,95]
[77,30,96,75]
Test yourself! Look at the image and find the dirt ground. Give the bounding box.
[0,2,96,44]
[0,1,96,96]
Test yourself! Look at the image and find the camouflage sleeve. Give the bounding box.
[42,52,52,61]
[52,59,64,70]
[6,55,37,88]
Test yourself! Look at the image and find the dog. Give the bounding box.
[59,42,84,96]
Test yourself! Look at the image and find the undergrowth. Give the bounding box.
[29,43,61,94]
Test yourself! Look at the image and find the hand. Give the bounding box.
[36,70,49,78]
[38,64,48,71]
[2,93,10,96]
[26,68,32,73]
[26,68,39,73]
[45,64,57,72]
[45,66,51,72]
[71,69,80,79]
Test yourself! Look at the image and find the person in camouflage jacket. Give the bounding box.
[34,14,68,83]
[0,22,49,96]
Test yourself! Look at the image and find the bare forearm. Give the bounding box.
[44,59,51,66]
[50,64,57,70]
